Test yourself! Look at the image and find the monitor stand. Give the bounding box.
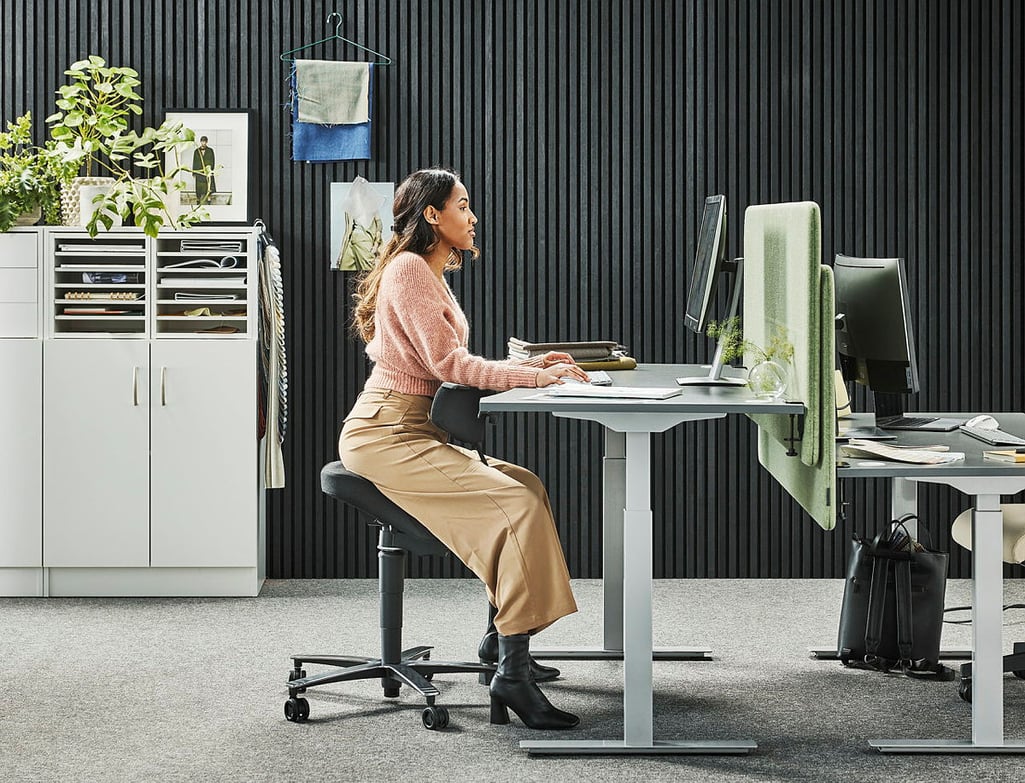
[677,258,749,387]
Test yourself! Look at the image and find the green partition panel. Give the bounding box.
[743,202,836,531]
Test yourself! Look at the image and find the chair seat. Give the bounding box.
[951,504,1025,564]
[321,461,448,556]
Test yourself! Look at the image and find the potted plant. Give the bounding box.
[0,112,75,232]
[706,317,795,399]
[45,55,212,237]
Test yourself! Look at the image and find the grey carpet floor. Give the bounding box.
[1,578,1024,782]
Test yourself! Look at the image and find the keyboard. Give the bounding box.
[546,384,683,400]
[587,370,613,385]
[877,415,962,432]
[878,415,936,428]
[959,424,1025,446]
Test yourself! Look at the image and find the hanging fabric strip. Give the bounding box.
[257,222,287,488]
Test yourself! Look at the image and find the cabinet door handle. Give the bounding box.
[132,366,139,406]
[160,366,167,406]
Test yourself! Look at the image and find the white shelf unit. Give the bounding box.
[154,232,256,338]
[48,230,148,337]
[0,226,266,597]
[0,229,44,596]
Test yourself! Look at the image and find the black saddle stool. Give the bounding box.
[284,385,496,730]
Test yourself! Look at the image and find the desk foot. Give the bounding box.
[532,647,713,662]
[521,739,756,756]
[870,739,1025,754]
[808,647,971,661]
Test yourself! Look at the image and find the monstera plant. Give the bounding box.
[45,55,213,237]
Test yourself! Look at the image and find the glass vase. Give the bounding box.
[748,359,788,400]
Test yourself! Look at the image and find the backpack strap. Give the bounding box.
[862,548,893,670]
[894,557,914,664]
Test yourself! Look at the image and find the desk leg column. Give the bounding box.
[971,495,1004,747]
[623,431,653,746]
[891,478,918,537]
[603,428,626,651]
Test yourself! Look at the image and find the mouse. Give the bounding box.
[965,414,999,430]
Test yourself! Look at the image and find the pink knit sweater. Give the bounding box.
[364,252,543,396]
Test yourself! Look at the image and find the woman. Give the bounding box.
[341,168,587,730]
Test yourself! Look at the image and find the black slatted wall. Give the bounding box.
[3,0,1022,579]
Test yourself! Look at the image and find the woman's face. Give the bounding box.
[427,181,477,252]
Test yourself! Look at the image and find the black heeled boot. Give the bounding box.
[478,605,560,684]
[489,634,579,729]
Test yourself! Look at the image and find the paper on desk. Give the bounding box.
[842,439,965,464]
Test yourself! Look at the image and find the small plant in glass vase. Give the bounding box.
[706,317,795,400]
[45,55,214,237]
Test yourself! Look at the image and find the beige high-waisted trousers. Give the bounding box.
[338,388,577,637]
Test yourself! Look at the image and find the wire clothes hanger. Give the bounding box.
[279,12,392,65]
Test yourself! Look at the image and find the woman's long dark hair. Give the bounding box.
[351,168,479,342]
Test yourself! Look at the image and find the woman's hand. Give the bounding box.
[536,362,591,387]
[538,351,576,367]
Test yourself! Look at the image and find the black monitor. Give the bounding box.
[678,194,746,386]
[833,254,922,422]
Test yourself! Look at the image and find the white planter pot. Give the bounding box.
[60,177,117,227]
[78,184,122,227]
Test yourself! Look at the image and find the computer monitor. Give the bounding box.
[833,254,921,422]
[678,194,747,386]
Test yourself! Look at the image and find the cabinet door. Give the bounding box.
[0,340,42,566]
[43,340,150,566]
[150,341,257,567]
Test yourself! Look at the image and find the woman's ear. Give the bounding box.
[423,206,439,225]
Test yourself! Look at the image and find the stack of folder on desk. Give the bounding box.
[507,337,637,371]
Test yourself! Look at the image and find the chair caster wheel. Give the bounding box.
[958,679,972,703]
[284,697,310,722]
[422,705,449,730]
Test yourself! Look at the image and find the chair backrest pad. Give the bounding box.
[951,504,1025,564]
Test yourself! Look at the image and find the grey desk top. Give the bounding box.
[837,411,1025,478]
[480,363,804,416]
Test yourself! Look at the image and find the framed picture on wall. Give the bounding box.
[163,109,254,224]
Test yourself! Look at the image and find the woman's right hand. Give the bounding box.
[536,363,590,387]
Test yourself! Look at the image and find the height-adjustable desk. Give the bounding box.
[481,363,802,756]
[838,413,1025,753]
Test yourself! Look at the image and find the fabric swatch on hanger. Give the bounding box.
[290,64,373,161]
[295,60,370,124]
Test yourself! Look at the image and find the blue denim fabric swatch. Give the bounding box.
[290,64,373,161]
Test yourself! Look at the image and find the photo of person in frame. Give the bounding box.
[192,135,217,204]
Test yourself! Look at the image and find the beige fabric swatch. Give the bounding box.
[295,60,370,124]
